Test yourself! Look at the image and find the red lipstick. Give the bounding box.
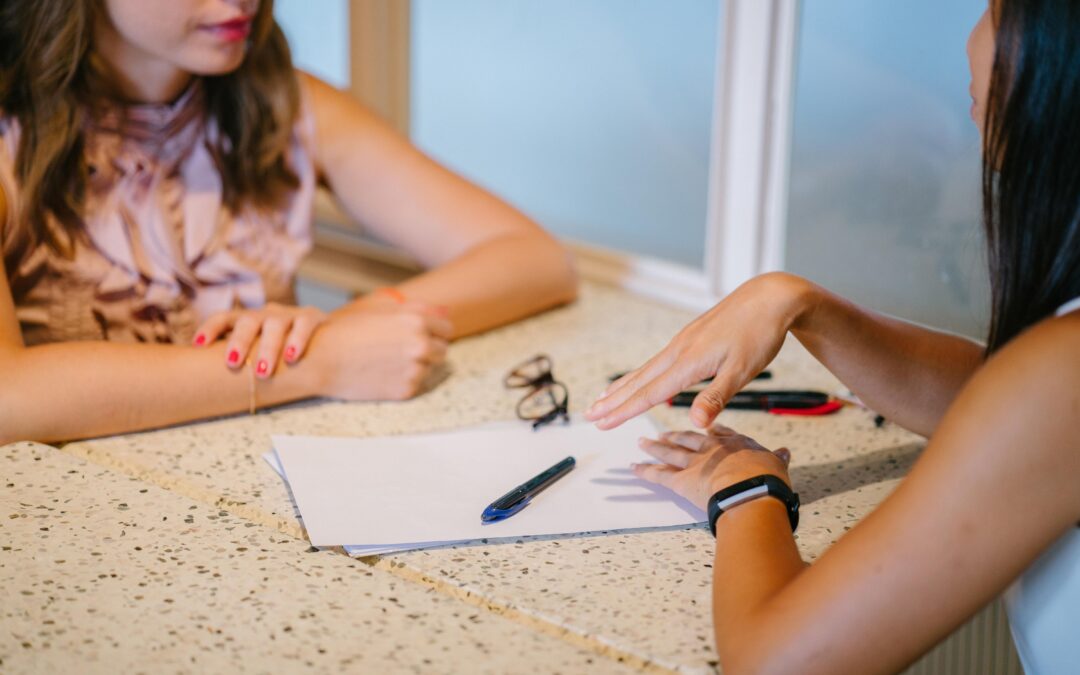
[201,16,253,42]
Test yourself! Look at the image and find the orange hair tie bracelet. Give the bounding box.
[374,287,407,304]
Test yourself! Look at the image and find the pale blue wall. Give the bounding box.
[784,0,989,336]
[274,0,349,89]
[410,0,721,268]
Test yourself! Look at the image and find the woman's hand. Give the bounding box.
[305,302,454,401]
[193,303,327,379]
[633,425,792,510]
[585,272,816,430]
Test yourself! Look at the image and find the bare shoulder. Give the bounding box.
[985,312,1080,387]
[295,69,381,128]
[959,312,1080,470]
[293,69,409,176]
[295,69,337,102]
[933,308,1075,436]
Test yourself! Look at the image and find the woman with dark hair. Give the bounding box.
[587,1,1078,672]
[0,1,577,443]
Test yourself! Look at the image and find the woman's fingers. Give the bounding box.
[421,338,449,365]
[587,353,670,418]
[638,437,695,468]
[254,317,289,378]
[592,372,675,429]
[708,423,738,437]
[421,312,454,340]
[689,369,744,428]
[224,315,261,369]
[282,314,316,365]
[598,351,666,401]
[590,357,678,421]
[630,461,679,488]
[195,305,330,375]
[773,447,792,467]
[593,361,701,430]
[660,430,711,451]
[406,333,449,366]
[192,311,236,346]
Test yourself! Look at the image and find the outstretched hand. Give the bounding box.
[586,273,811,430]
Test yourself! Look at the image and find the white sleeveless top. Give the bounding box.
[1003,295,1080,675]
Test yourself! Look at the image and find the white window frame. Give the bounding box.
[706,0,799,298]
[299,0,802,311]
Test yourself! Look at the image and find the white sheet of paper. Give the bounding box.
[262,451,456,556]
[271,417,704,547]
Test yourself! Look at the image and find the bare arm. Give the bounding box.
[0,251,327,444]
[635,315,1080,674]
[790,278,984,436]
[0,102,465,445]
[588,272,983,437]
[0,340,317,445]
[302,72,578,338]
[0,227,452,443]
[0,291,452,443]
[0,182,312,443]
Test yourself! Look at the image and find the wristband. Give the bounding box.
[707,475,799,536]
[374,287,408,304]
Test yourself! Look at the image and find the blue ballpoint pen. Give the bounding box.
[481,456,576,523]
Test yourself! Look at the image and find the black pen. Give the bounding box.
[669,389,831,409]
[481,456,576,523]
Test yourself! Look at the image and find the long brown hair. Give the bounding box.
[0,0,300,255]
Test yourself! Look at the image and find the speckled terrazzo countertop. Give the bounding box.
[4,282,929,673]
[2,442,641,674]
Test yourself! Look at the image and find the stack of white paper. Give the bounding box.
[266,417,705,556]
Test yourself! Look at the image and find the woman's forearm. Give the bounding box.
[394,232,578,338]
[0,341,319,444]
[788,278,984,436]
[712,499,805,673]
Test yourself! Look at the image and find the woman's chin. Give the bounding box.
[181,49,248,77]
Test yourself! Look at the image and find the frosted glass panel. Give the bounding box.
[784,0,989,337]
[411,0,720,268]
[275,0,349,89]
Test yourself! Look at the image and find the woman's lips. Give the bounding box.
[201,17,253,42]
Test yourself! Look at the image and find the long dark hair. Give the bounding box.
[983,0,1080,352]
[0,0,299,256]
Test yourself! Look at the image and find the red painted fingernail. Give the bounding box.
[256,360,269,376]
[194,333,206,346]
[284,345,297,362]
[227,350,240,365]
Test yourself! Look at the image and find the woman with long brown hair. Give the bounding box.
[587,0,1078,672]
[0,0,577,443]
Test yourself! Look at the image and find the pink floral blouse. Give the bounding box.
[0,81,317,345]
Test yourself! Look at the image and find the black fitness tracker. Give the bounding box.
[707,475,800,536]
